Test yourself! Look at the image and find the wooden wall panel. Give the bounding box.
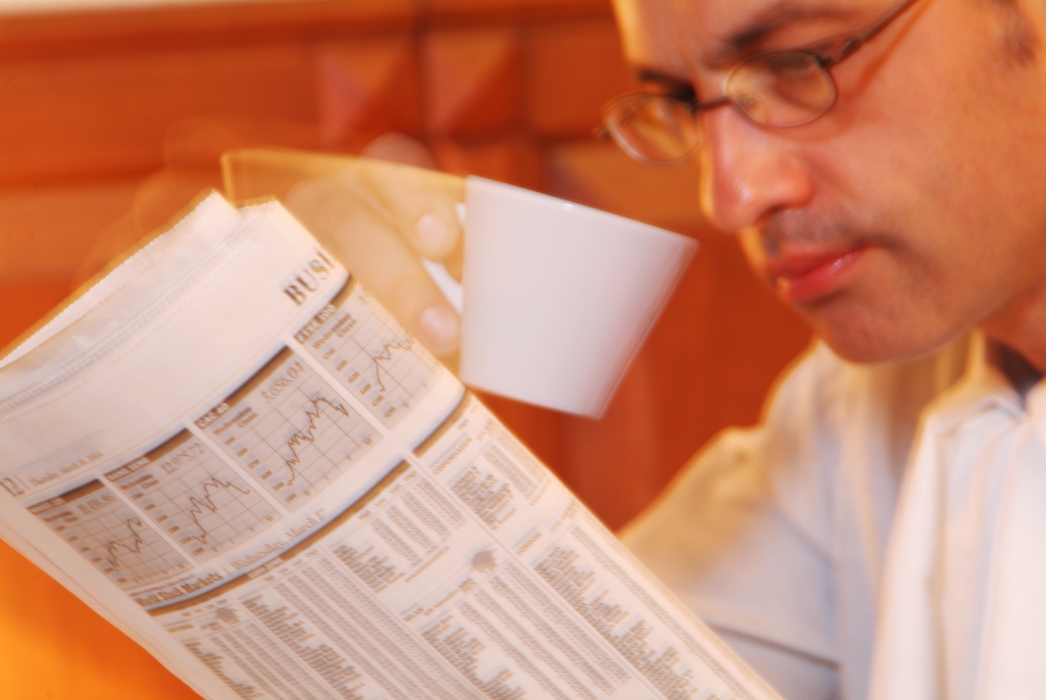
[0,43,316,185]
[525,18,639,137]
[433,133,544,189]
[427,0,610,24]
[314,35,423,148]
[421,27,523,136]
[0,277,75,352]
[0,541,199,700]
[0,179,138,278]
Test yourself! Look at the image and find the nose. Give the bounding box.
[698,106,816,232]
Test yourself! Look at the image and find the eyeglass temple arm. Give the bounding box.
[825,0,923,66]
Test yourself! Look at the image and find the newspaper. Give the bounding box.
[0,193,780,700]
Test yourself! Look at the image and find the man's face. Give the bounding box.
[614,0,1046,364]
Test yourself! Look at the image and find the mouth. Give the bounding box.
[763,246,869,304]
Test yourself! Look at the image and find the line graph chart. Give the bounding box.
[295,281,443,428]
[29,480,189,588]
[198,348,380,510]
[104,431,280,562]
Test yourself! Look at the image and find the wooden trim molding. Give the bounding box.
[0,0,417,59]
[0,0,613,60]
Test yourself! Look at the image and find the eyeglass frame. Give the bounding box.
[597,0,925,163]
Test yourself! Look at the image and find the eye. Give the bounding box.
[664,84,698,105]
[795,36,853,67]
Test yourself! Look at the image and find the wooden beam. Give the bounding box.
[426,0,613,26]
[0,0,416,60]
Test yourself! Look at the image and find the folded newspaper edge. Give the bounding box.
[0,193,780,700]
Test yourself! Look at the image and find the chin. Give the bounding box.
[808,312,965,366]
[820,336,919,365]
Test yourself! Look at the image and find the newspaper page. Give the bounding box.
[0,193,780,700]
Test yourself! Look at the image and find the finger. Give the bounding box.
[357,135,463,271]
[361,132,438,170]
[353,158,465,264]
[284,171,461,359]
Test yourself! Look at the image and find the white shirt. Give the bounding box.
[621,335,1046,700]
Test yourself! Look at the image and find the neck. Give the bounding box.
[981,289,1046,377]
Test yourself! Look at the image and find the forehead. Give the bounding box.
[613,0,882,74]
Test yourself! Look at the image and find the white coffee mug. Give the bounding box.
[450,176,697,418]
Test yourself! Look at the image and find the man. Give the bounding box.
[281,0,1046,697]
[608,0,1046,698]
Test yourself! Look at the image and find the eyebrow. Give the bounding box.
[635,68,692,91]
[630,2,858,89]
[707,2,854,67]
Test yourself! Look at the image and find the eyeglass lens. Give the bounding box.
[603,53,837,164]
[726,53,837,127]
[604,97,702,163]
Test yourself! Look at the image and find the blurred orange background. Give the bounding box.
[0,0,810,697]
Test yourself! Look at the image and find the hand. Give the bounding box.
[221,144,465,362]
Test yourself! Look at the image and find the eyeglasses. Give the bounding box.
[599,0,923,163]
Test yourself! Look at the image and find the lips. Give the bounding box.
[763,246,869,304]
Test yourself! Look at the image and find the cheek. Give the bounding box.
[893,10,1046,230]
[892,68,1046,311]
[826,41,1046,290]
[737,229,766,273]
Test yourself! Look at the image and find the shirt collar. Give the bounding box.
[925,332,1029,434]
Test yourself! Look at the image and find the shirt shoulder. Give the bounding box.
[620,337,970,664]
[760,339,968,548]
